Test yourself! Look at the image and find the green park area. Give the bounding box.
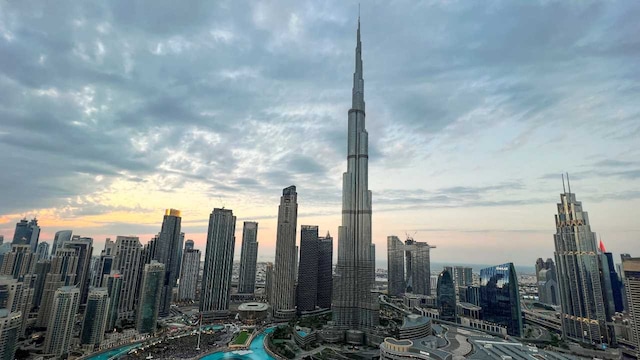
[232,331,250,345]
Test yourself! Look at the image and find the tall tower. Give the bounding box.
[297,225,319,312]
[553,177,612,345]
[63,237,93,304]
[238,221,259,294]
[317,232,334,309]
[37,248,79,327]
[200,208,236,322]
[137,261,164,334]
[114,236,142,320]
[387,236,405,297]
[272,186,299,320]
[44,286,80,358]
[332,17,379,330]
[36,242,50,260]
[11,218,40,253]
[51,230,72,256]
[155,209,183,317]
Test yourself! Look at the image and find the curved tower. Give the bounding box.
[332,18,379,330]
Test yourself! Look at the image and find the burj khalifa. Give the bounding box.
[332,18,379,330]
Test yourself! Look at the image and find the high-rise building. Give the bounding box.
[44,286,80,357]
[265,262,274,303]
[31,260,51,310]
[92,250,115,288]
[317,232,333,310]
[81,288,110,350]
[184,239,194,251]
[553,179,612,345]
[0,244,37,279]
[297,225,319,312]
[51,230,72,255]
[154,209,183,317]
[437,269,456,322]
[0,309,21,360]
[599,240,625,313]
[36,242,50,260]
[0,235,3,246]
[11,218,40,253]
[137,261,164,334]
[272,186,298,320]
[104,272,122,331]
[238,221,259,295]
[114,236,142,320]
[479,263,522,337]
[405,239,434,296]
[63,237,93,304]
[0,276,23,312]
[200,208,236,322]
[387,236,406,297]
[621,257,640,359]
[37,248,79,327]
[332,18,379,332]
[178,248,200,302]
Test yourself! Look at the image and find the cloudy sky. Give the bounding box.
[1,0,638,268]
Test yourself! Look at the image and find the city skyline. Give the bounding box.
[1,1,640,267]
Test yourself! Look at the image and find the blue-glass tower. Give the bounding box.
[479,263,522,337]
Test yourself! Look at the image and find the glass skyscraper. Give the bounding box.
[437,269,456,322]
[479,263,522,337]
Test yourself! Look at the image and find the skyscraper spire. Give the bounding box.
[352,16,365,112]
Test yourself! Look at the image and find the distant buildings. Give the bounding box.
[405,240,434,296]
[453,266,473,287]
[44,286,80,357]
[479,263,522,337]
[553,180,612,345]
[104,272,122,330]
[437,269,456,322]
[238,221,259,295]
[63,237,93,304]
[272,186,298,320]
[178,247,200,302]
[154,209,183,317]
[535,258,559,305]
[37,248,79,327]
[200,208,236,322]
[265,262,274,303]
[137,261,164,334]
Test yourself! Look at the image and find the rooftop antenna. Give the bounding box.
[566,172,571,194]
[562,173,566,193]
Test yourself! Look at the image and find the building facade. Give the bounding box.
[238,221,259,294]
[137,261,164,334]
[37,248,79,327]
[332,18,379,331]
[114,236,142,320]
[479,263,522,337]
[200,208,236,322]
[81,288,110,349]
[178,248,201,301]
[405,240,433,296]
[553,183,612,345]
[622,257,640,359]
[44,286,80,357]
[437,269,456,322]
[387,236,406,298]
[297,225,319,312]
[154,209,183,317]
[11,218,40,253]
[317,232,333,309]
[63,237,93,304]
[51,230,72,256]
[272,186,299,320]
[0,309,21,360]
[36,242,49,260]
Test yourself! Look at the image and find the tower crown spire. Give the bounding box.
[352,16,365,111]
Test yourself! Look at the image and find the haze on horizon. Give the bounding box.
[0,1,638,268]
